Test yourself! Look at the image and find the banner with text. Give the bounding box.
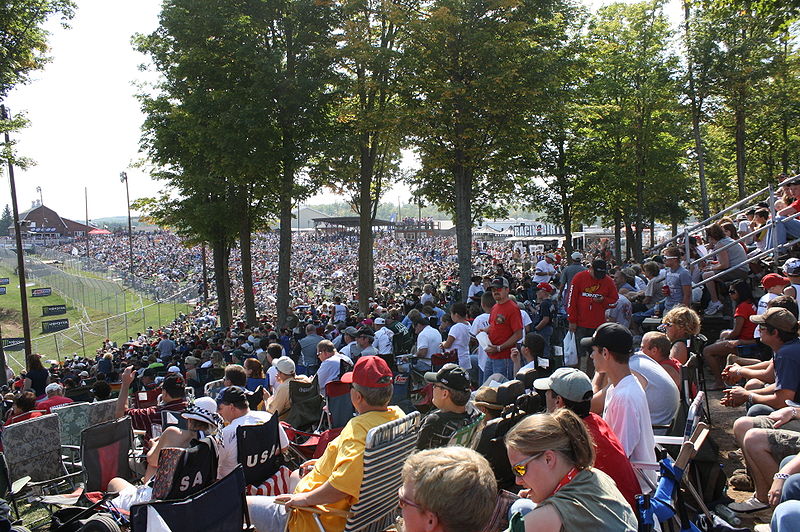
[31,287,52,297]
[42,304,67,316]
[41,318,69,334]
[0,278,8,285]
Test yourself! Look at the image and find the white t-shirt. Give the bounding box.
[447,322,472,370]
[532,260,556,284]
[603,374,657,492]
[416,325,442,360]
[467,283,484,303]
[606,294,632,329]
[374,327,394,355]
[266,366,278,393]
[471,313,491,371]
[420,293,435,306]
[217,410,289,479]
[333,304,348,324]
[755,292,779,339]
[629,353,680,430]
[317,353,353,394]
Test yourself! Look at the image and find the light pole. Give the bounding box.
[2,105,32,369]
[120,172,134,274]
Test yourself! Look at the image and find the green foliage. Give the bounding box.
[0,204,11,236]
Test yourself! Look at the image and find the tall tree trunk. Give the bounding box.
[212,237,231,329]
[735,100,747,199]
[623,215,634,262]
[277,173,293,331]
[650,217,655,248]
[683,0,710,219]
[239,201,257,327]
[557,140,573,255]
[613,210,622,264]
[357,140,375,315]
[671,219,678,237]
[454,160,472,303]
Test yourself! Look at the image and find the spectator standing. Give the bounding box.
[660,247,692,313]
[297,324,324,375]
[484,277,523,379]
[567,260,618,377]
[532,253,557,285]
[440,303,471,371]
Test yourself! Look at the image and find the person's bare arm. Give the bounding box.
[115,366,136,419]
[276,480,348,507]
[682,285,692,306]
[523,502,562,532]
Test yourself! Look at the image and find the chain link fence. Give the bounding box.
[0,248,197,372]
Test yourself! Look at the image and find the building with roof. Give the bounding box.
[9,203,93,240]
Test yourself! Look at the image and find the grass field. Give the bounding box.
[0,265,192,372]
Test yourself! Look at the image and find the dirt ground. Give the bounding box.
[707,388,774,529]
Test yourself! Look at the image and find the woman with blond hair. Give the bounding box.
[661,305,702,365]
[504,409,636,531]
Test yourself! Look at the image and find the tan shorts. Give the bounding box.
[752,416,800,462]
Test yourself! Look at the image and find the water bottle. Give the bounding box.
[714,504,741,526]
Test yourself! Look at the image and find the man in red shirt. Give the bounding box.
[115,367,187,449]
[534,367,639,507]
[484,277,523,379]
[567,259,618,377]
[35,383,74,413]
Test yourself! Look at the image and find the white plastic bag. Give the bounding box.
[563,331,578,366]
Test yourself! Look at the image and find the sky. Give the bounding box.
[1,0,681,222]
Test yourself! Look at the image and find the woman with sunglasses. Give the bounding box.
[661,305,702,367]
[504,409,637,532]
[703,280,757,390]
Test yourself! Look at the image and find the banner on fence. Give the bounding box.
[2,338,25,351]
[0,278,8,285]
[0,287,5,295]
[42,304,67,316]
[31,287,52,297]
[41,318,69,334]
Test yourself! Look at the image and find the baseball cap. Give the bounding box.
[784,258,800,276]
[580,322,634,355]
[356,327,374,338]
[374,317,386,325]
[545,253,556,261]
[571,252,583,261]
[424,363,471,393]
[341,356,393,387]
[490,277,509,289]
[185,356,200,366]
[533,367,593,402]
[762,273,790,290]
[79,370,89,378]
[217,385,247,405]
[168,366,181,374]
[273,356,296,375]
[537,282,554,293]
[750,307,799,333]
[591,259,608,278]
[343,326,359,337]
[45,382,62,394]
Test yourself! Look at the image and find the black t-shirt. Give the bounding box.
[27,368,49,397]
[416,409,473,450]
[475,417,518,492]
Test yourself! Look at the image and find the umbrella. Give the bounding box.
[88,228,112,235]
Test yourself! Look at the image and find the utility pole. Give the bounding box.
[2,105,32,368]
[85,187,89,259]
[120,172,134,273]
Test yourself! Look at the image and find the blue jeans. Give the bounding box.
[770,216,800,249]
[488,358,514,380]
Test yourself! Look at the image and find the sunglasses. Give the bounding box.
[398,487,422,510]
[512,451,545,477]
[662,322,672,327]
[728,290,737,294]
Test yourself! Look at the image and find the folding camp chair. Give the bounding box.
[237,415,290,495]
[161,410,189,431]
[322,381,355,430]
[447,412,485,449]
[1,414,82,496]
[150,437,218,501]
[283,410,421,532]
[89,398,119,426]
[52,401,93,448]
[129,465,253,532]
[284,376,322,431]
[80,416,137,492]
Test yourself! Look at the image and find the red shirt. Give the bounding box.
[735,302,757,340]
[583,412,640,507]
[35,395,74,414]
[567,270,619,329]
[4,410,44,427]
[488,299,523,360]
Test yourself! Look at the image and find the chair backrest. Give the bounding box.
[245,377,268,393]
[344,411,421,532]
[1,413,66,483]
[129,465,248,532]
[152,437,219,501]
[88,398,118,426]
[80,416,135,492]
[52,401,93,447]
[447,412,486,449]
[684,391,706,441]
[284,376,322,430]
[236,415,282,487]
[325,381,355,429]
[204,379,225,400]
[133,388,161,409]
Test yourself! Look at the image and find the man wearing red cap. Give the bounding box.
[247,356,403,532]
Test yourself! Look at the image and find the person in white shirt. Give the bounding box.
[216,386,289,479]
[754,273,790,340]
[583,323,657,493]
[339,326,359,358]
[532,253,557,285]
[373,317,394,356]
[466,276,484,304]
[440,302,472,371]
[315,340,353,394]
[409,312,441,372]
[470,292,494,384]
[332,296,348,324]
[420,284,436,306]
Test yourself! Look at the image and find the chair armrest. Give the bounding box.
[61,445,80,452]
[274,499,351,518]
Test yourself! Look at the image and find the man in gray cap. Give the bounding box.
[532,367,640,507]
[339,326,360,358]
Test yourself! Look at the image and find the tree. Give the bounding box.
[403,0,576,297]
[0,204,11,236]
